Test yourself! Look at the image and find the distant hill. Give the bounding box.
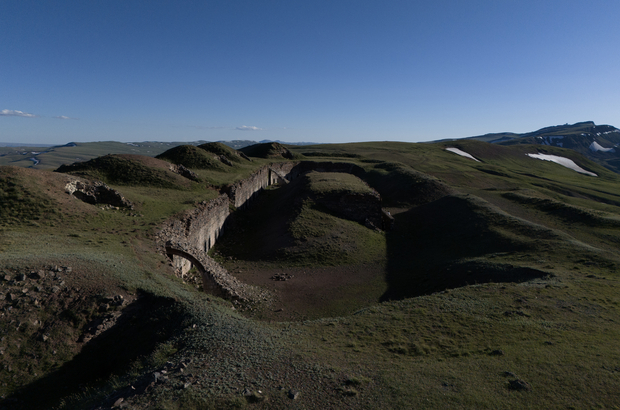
[239,142,297,159]
[0,140,317,170]
[466,121,620,173]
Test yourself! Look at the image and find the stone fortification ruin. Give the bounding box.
[156,161,390,303]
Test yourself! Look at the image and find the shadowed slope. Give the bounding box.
[383,194,582,300]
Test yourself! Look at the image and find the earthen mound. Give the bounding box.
[55,154,190,189]
[197,142,249,163]
[365,162,453,207]
[156,145,228,170]
[239,142,295,159]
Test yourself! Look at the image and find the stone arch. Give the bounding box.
[165,245,227,298]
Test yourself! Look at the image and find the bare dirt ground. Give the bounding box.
[225,260,388,321]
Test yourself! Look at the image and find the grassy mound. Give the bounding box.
[239,142,297,159]
[282,200,386,266]
[197,142,247,163]
[305,171,375,196]
[364,161,453,207]
[55,154,188,189]
[156,145,227,170]
[0,167,59,226]
[212,173,386,267]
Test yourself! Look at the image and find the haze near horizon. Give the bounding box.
[2,0,620,145]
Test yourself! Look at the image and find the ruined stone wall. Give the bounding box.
[157,195,230,273]
[227,162,298,208]
[156,160,387,301]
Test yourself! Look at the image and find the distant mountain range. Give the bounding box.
[466,121,620,174]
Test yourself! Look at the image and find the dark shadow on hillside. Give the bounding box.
[381,195,550,301]
[3,292,188,410]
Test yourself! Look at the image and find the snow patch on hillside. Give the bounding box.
[589,141,615,153]
[526,153,597,177]
[446,148,480,162]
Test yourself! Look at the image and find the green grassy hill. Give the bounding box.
[1,139,620,409]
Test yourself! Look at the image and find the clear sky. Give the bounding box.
[2,0,620,145]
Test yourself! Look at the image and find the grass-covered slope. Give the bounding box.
[197,142,248,164]
[2,139,620,409]
[155,145,228,170]
[0,167,60,226]
[212,171,386,268]
[239,142,297,159]
[55,154,192,189]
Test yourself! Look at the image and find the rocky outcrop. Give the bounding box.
[65,179,133,209]
[169,164,199,181]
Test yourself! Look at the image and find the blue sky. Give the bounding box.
[2,0,620,145]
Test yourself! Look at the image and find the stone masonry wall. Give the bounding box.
[226,162,298,209]
[158,195,230,273]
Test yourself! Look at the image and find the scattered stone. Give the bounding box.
[288,389,300,400]
[112,295,125,306]
[31,270,45,280]
[112,397,124,407]
[270,273,293,281]
[7,293,18,302]
[51,286,60,294]
[508,379,532,391]
[15,274,25,282]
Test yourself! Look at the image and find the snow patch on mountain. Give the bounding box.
[526,153,597,177]
[589,141,615,153]
[446,147,480,162]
